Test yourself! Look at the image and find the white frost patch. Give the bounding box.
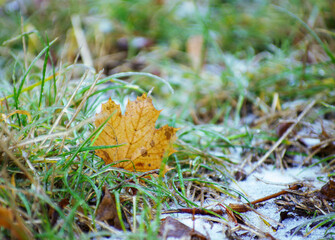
[233,166,325,200]
[95,101,103,114]
[161,213,226,240]
[178,216,225,239]
[234,166,329,239]
[298,138,321,147]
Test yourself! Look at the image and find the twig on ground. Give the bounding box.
[249,100,316,174]
[162,184,303,220]
[228,183,303,213]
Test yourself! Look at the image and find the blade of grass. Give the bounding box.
[12,116,93,148]
[114,191,126,232]
[0,62,94,102]
[111,72,174,94]
[17,38,57,100]
[59,145,125,157]
[171,179,198,208]
[73,146,120,192]
[39,36,50,108]
[174,155,186,199]
[21,15,28,85]
[88,85,146,100]
[235,94,244,126]
[79,72,174,95]
[2,30,38,45]
[11,59,21,126]
[0,72,60,102]
[44,34,57,105]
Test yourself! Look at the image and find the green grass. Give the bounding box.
[1,0,335,239]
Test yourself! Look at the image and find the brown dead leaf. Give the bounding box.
[276,121,294,137]
[319,178,335,201]
[96,187,122,230]
[0,206,32,240]
[159,216,208,240]
[48,198,69,226]
[93,93,179,172]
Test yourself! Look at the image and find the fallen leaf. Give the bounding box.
[0,206,32,240]
[159,216,208,240]
[96,187,122,230]
[93,93,179,172]
[48,198,69,226]
[276,121,294,137]
[319,179,335,201]
[233,169,247,181]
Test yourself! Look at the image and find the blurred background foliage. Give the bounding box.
[1,0,334,51]
[0,0,335,123]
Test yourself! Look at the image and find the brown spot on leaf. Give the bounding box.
[135,162,144,167]
[165,129,172,139]
[150,140,155,147]
[141,148,148,157]
[102,151,110,161]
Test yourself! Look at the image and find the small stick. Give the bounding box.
[249,99,316,174]
[162,208,225,217]
[228,183,303,213]
[162,184,303,217]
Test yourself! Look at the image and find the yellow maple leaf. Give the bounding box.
[93,93,178,172]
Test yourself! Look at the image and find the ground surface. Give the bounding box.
[171,166,330,239]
